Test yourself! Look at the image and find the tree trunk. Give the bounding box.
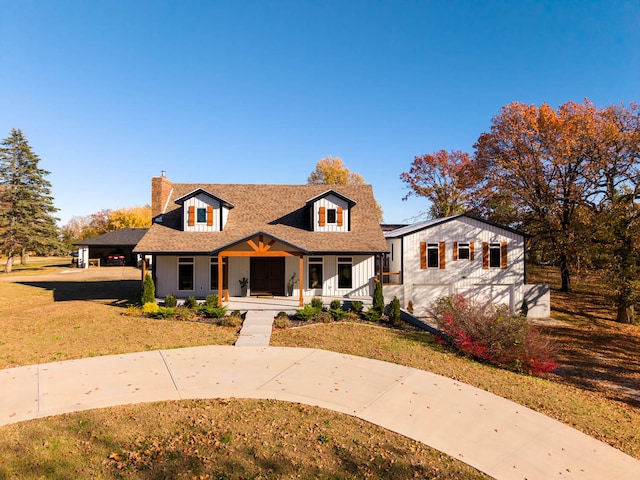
[616,304,636,324]
[21,249,28,265]
[5,250,14,273]
[559,253,571,293]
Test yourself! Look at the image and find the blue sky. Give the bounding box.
[1,0,638,225]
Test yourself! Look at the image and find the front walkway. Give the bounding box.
[2,346,639,480]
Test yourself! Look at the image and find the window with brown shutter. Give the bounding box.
[188,206,195,227]
[453,241,458,261]
[439,242,446,269]
[319,206,326,227]
[337,206,343,226]
[420,242,426,269]
[207,205,213,227]
[470,241,475,261]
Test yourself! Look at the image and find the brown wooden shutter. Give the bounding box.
[420,242,426,269]
[319,207,326,226]
[501,242,508,269]
[453,241,458,261]
[337,206,343,226]
[470,241,475,261]
[482,242,489,269]
[207,205,213,226]
[188,206,195,227]
[439,242,446,269]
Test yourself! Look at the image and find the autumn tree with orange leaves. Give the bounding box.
[475,101,603,294]
[403,100,640,323]
[399,150,487,219]
[61,205,151,252]
[308,156,384,222]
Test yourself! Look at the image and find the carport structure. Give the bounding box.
[75,228,148,268]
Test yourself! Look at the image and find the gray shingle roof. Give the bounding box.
[134,184,388,255]
[75,228,148,247]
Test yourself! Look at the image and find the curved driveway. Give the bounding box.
[2,345,639,480]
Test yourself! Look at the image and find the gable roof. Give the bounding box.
[134,184,388,255]
[305,189,356,207]
[75,228,148,247]
[174,188,234,209]
[384,214,525,238]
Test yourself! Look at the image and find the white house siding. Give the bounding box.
[314,195,350,232]
[155,254,376,299]
[389,217,525,316]
[182,193,223,232]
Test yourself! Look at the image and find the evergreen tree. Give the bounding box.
[0,129,60,272]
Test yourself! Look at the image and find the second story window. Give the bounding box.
[427,243,439,268]
[489,243,502,268]
[197,208,207,223]
[327,208,337,224]
[457,242,470,260]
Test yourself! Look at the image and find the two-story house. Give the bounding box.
[133,174,389,306]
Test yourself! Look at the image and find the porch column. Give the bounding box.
[298,254,304,306]
[217,253,223,306]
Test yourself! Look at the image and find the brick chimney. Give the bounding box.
[151,172,173,219]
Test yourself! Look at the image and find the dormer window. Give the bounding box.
[307,190,354,232]
[175,188,234,232]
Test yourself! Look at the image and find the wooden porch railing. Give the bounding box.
[382,271,401,285]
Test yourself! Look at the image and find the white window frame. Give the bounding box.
[489,243,502,268]
[458,242,470,260]
[427,243,439,268]
[308,257,324,289]
[337,256,353,289]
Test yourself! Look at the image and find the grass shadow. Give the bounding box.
[18,280,140,306]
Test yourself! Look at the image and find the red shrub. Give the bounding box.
[429,295,558,375]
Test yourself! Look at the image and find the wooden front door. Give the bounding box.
[250,257,285,295]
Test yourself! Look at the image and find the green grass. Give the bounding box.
[1,261,639,477]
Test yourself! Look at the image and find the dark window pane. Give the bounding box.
[308,264,323,288]
[427,244,439,268]
[197,208,207,223]
[327,209,336,224]
[179,264,194,290]
[489,244,501,268]
[338,263,352,289]
[210,262,219,290]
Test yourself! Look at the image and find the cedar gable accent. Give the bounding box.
[319,207,326,226]
[420,242,427,269]
[337,206,343,227]
[453,241,458,261]
[439,241,446,269]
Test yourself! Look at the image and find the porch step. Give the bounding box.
[235,310,276,347]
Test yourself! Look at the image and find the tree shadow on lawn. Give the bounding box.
[18,280,140,307]
[541,321,640,409]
